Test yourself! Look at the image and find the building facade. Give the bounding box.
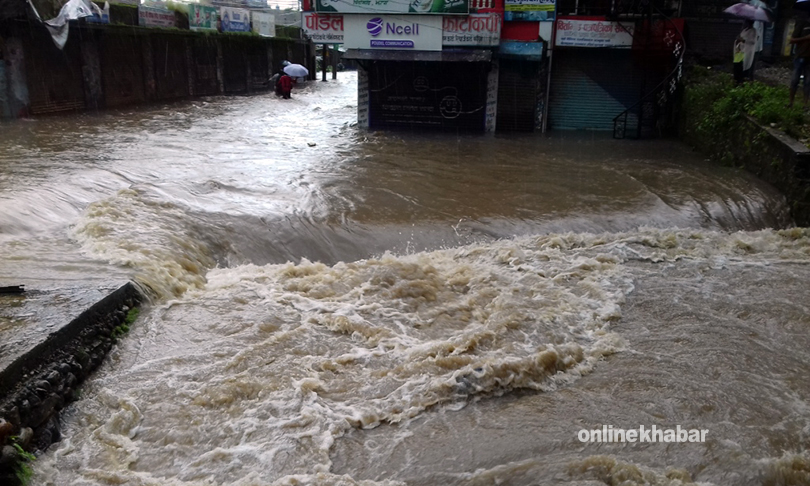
[303,0,694,135]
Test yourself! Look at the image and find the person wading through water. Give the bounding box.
[279,73,293,100]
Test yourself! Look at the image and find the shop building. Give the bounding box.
[304,0,502,132]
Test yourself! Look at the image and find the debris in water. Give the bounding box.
[0,285,25,294]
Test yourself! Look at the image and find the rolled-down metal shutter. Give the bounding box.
[496,60,540,132]
[368,61,488,133]
[549,49,641,131]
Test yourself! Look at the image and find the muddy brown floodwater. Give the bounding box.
[0,72,807,485]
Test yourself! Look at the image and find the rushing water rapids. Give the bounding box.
[0,73,808,485]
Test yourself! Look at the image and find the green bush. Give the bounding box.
[684,68,807,147]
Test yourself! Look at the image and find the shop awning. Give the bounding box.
[342,49,493,62]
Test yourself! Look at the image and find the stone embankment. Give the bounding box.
[0,282,145,485]
[679,69,810,226]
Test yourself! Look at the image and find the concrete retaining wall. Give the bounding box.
[681,113,810,226]
[0,282,145,485]
[679,74,810,226]
[0,22,313,119]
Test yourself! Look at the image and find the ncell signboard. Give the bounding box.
[344,15,443,50]
[316,0,468,15]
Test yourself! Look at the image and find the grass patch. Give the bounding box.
[125,307,140,325]
[11,442,36,485]
[112,307,139,342]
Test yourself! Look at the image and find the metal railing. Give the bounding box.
[612,4,685,139]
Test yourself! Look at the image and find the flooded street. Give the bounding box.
[0,72,808,485]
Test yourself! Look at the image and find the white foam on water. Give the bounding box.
[36,228,810,485]
[72,188,221,298]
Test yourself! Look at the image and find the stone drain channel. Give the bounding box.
[0,282,145,484]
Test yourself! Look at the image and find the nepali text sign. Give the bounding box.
[189,5,218,31]
[344,15,442,50]
[316,0,467,15]
[138,6,176,28]
[555,18,634,47]
[442,13,501,46]
[504,0,553,11]
[302,12,344,43]
[252,12,275,36]
[504,0,553,21]
[220,7,251,32]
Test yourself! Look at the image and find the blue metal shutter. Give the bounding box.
[548,49,641,131]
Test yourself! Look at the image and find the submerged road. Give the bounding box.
[0,72,807,485]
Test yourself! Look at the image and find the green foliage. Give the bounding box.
[683,67,808,159]
[275,26,302,39]
[110,307,138,342]
[164,1,189,14]
[12,443,36,462]
[15,462,33,485]
[125,307,140,325]
[111,323,130,341]
[11,442,36,485]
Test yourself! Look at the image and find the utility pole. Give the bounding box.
[322,44,327,81]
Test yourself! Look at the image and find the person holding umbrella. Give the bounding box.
[734,20,757,83]
[277,63,309,99]
[724,2,772,82]
[279,71,293,99]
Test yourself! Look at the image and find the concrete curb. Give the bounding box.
[0,281,146,484]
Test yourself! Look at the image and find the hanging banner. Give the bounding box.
[316,0,468,15]
[302,12,344,43]
[138,6,176,28]
[555,18,635,47]
[252,11,275,36]
[220,7,251,32]
[442,13,501,46]
[189,5,218,31]
[344,15,443,50]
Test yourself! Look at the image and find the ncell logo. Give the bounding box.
[367,17,383,36]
